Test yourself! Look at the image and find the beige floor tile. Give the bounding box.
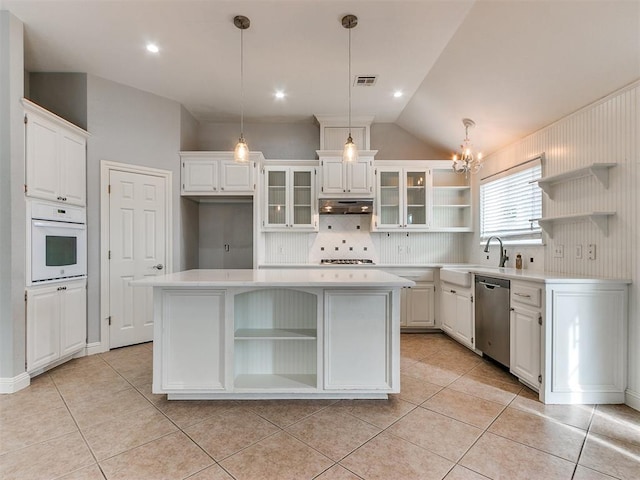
[286,406,381,461]
[57,464,106,480]
[449,373,522,405]
[82,405,178,460]
[466,360,521,386]
[220,431,333,480]
[460,432,575,480]
[187,464,235,479]
[0,404,78,455]
[184,407,280,460]
[99,431,213,480]
[134,381,167,405]
[590,404,640,446]
[579,432,640,480]
[315,464,363,479]
[400,355,420,371]
[422,388,505,429]
[66,386,151,428]
[341,431,453,480]
[156,398,239,429]
[335,396,416,429]
[403,357,464,387]
[510,386,595,430]
[444,465,491,479]
[56,375,132,405]
[396,374,442,405]
[488,406,587,462]
[388,407,482,462]
[0,431,94,480]
[572,465,619,480]
[0,374,66,419]
[245,399,335,427]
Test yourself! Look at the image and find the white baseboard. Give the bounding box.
[86,341,107,356]
[625,389,640,412]
[0,372,30,394]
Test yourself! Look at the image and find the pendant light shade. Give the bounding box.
[234,15,250,163]
[342,14,358,163]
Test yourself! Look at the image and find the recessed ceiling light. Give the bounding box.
[146,43,160,54]
[274,91,285,99]
[393,90,403,98]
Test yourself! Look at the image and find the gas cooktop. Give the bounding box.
[320,259,375,265]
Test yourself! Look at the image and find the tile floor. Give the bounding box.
[1,333,639,480]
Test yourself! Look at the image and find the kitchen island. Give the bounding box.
[131,269,413,400]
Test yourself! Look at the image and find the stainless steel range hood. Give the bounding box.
[319,198,373,215]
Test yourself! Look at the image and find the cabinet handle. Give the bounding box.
[514,292,532,298]
[57,286,67,291]
[221,187,224,191]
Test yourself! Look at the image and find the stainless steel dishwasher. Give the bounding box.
[474,275,511,368]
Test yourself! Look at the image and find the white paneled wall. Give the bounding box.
[469,81,639,407]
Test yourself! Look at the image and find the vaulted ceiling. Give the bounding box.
[2,0,639,156]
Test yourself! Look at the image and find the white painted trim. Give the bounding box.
[626,389,640,412]
[99,160,173,353]
[0,372,31,394]
[85,341,106,356]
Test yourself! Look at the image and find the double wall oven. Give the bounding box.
[29,200,87,284]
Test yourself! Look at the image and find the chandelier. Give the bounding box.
[452,118,482,177]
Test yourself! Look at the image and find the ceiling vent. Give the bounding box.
[354,75,377,87]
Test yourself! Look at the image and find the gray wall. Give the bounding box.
[0,11,25,379]
[371,123,449,159]
[28,73,87,129]
[86,75,183,343]
[199,202,253,269]
[179,107,200,271]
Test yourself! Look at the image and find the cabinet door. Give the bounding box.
[290,168,316,230]
[60,281,87,356]
[440,288,455,334]
[406,283,435,328]
[264,168,288,228]
[58,131,87,205]
[404,169,429,229]
[220,160,254,192]
[510,307,541,387]
[182,159,218,193]
[347,158,372,195]
[161,289,226,391]
[26,113,60,202]
[454,292,474,348]
[376,169,402,230]
[27,285,61,372]
[324,290,392,389]
[320,158,346,195]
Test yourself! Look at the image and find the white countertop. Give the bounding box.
[130,268,415,288]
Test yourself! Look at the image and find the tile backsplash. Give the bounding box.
[308,216,379,263]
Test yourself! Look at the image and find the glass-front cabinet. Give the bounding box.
[263,166,317,231]
[374,167,431,231]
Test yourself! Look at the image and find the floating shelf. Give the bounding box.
[433,204,471,208]
[433,186,471,191]
[532,212,615,238]
[234,328,316,340]
[532,163,616,199]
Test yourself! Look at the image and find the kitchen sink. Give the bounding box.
[440,268,472,287]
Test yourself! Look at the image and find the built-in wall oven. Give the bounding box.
[30,200,87,283]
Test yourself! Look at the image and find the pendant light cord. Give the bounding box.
[348,23,352,137]
[240,26,244,138]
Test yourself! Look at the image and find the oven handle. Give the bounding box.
[32,220,86,229]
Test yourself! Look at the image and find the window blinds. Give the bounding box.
[480,161,542,243]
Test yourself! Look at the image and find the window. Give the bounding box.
[480,158,542,244]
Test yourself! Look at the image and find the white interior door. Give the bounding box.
[109,170,166,348]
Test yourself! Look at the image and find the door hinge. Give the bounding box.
[108,316,112,326]
[470,295,474,303]
[107,184,111,194]
[182,162,185,168]
[321,186,324,192]
[24,291,27,302]
[471,337,474,344]
[253,161,256,168]
[24,114,28,124]
[538,313,542,325]
[108,250,111,260]
[24,184,27,194]
[538,374,542,383]
[433,285,436,292]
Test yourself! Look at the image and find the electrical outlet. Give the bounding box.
[588,244,596,260]
[554,244,564,258]
[575,244,583,259]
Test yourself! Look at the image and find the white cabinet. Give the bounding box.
[317,151,376,197]
[431,166,472,231]
[23,99,88,206]
[374,166,431,231]
[324,290,394,390]
[180,152,260,195]
[440,283,474,349]
[388,269,435,328]
[510,281,542,389]
[263,166,317,231]
[26,279,86,373]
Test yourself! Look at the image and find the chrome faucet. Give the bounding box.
[484,236,509,267]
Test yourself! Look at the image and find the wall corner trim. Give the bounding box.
[625,389,640,412]
[0,372,31,394]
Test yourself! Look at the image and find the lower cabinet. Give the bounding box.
[385,269,435,329]
[440,282,474,349]
[510,281,542,389]
[27,279,86,373]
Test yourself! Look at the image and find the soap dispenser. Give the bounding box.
[515,254,523,270]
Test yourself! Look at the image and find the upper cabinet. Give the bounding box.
[431,165,472,232]
[317,151,376,197]
[263,165,318,231]
[180,151,262,196]
[23,99,89,206]
[374,166,431,231]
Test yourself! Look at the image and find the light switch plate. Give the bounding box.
[575,244,583,259]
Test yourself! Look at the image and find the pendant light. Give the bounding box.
[342,14,358,163]
[452,118,483,177]
[233,15,250,163]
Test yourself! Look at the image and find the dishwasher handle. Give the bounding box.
[478,280,503,289]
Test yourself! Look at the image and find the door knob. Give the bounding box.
[152,264,164,270]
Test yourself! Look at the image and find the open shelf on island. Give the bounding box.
[234,373,317,390]
[533,212,615,238]
[234,328,316,340]
[532,163,616,198]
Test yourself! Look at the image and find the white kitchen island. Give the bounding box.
[131,269,413,400]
